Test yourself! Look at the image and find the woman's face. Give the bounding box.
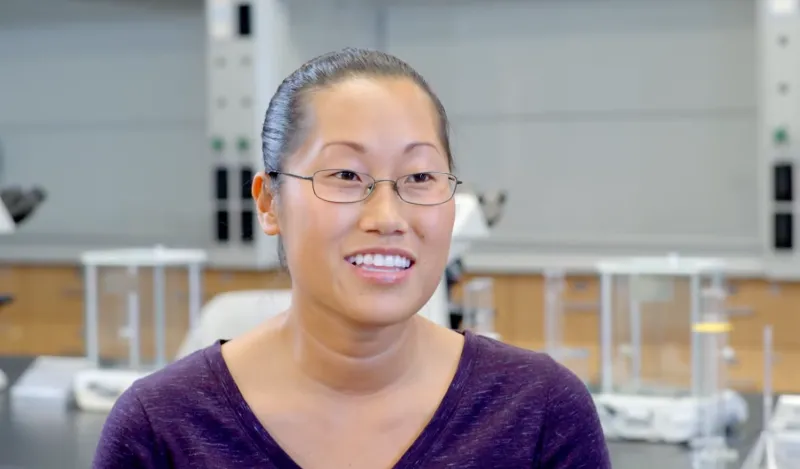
[260,77,455,327]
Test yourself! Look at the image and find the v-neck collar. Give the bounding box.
[206,330,480,469]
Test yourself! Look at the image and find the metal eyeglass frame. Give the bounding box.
[267,169,462,206]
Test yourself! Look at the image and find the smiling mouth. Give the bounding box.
[345,253,414,271]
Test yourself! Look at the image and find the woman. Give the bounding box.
[93,48,611,468]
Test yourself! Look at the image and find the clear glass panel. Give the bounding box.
[610,273,692,396]
[544,270,591,384]
[96,266,136,368]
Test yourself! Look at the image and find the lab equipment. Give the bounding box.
[758,0,800,277]
[741,326,800,469]
[64,247,205,412]
[176,289,292,358]
[461,277,499,339]
[417,193,491,328]
[690,287,738,468]
[0,186,46,393]
[591,255,748,444]
[543,270,591,383]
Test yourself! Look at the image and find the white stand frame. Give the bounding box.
[741,326,800,469]
[72,246,207,412]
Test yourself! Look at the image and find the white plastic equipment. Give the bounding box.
[175,289,292,359]
[591,255,748,446]
[771,396,800,466]
[741,326,800,469]
[54,247,206,412]
[417,193,490,328]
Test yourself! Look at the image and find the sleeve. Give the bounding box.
[534,359,612,469]
[92,386,165,469]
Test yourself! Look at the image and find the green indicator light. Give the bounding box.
[237,137,249,152]
[211,137,224,152]
[774,127,789,145]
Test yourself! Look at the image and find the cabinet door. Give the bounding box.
[19,266,85,356]
[0,267,27,355]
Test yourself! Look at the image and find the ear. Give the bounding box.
[252,172,280,236]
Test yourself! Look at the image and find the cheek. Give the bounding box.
[418,205,455,248]
[282,190,354,257]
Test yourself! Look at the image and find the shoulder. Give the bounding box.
[468,333,573,396]
[94,345,227,467]
[467,335,611,467]
[128,343,225,413]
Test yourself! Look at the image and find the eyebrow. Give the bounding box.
[322,141,439,154]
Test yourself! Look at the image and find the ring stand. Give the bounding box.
[740,326,800,469]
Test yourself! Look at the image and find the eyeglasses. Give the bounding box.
[268,169,461,206]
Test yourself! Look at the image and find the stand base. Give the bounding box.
[10,356,94,410]
[740,430,800,469]
[73,368,151,412]
[592,390,748,444]
[691,436,738,469]
[750,394,800,468]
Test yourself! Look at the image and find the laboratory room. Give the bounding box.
[0,0,798,467]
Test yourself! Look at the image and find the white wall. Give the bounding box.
[385,0,759,258]
[0,0,762,267]
[0,0,209,248]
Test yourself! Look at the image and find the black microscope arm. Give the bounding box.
[1,187,46,224]
[445,258,465,329]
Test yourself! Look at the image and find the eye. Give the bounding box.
[332,170,361,181]
[407,172,435,184]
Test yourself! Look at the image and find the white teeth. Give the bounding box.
[346,253,413,269]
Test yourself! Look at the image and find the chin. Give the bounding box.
[344,300,424,328]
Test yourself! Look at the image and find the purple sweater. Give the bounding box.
[93,332,610,468]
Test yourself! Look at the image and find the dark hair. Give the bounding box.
[261,48,453,268]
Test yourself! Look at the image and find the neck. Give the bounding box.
[279,295,423,396]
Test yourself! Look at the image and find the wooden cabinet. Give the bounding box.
[0,264,798,392]
[454,272,800,393]
[0,266,28,355]
[0,265,291,360]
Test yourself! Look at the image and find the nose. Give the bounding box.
[358,181,408,235]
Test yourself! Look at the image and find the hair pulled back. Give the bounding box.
[261,48,453,268]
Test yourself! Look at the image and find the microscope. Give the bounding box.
[443,190,507,330]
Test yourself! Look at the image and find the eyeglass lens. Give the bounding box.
[311,169,456,205]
